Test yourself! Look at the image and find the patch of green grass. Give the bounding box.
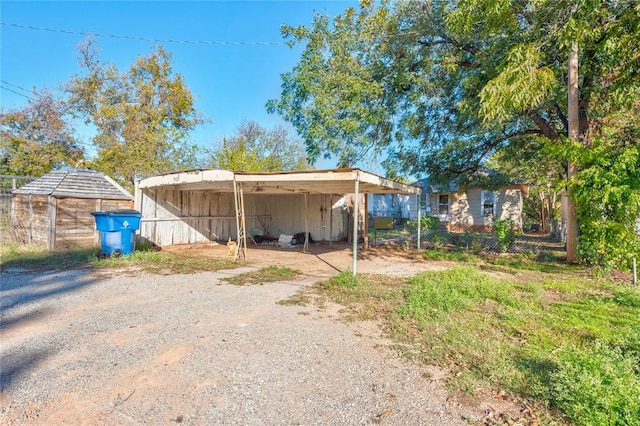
[0,243,98,271]
[421,249,480,263]
[322,270,359,289]
[317,272,406,321]
[0,242,238,274]
[315,264,640,424]
[94,250,239,274]
[223,265,300,286]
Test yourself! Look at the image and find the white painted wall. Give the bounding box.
[138,188,348,246]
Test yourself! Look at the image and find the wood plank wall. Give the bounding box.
[12,195,48,245]
[139,188,348,246]
[11,195,132,250]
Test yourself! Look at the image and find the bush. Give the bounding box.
[406,216,439,233]
[570,140,640,271]
[549,341,640,426]
[494,218,519,252]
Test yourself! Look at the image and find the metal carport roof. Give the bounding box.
[137,168,420,195]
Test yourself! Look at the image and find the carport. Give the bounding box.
[135,168,421,275]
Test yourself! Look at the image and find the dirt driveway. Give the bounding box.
[1,244,492,425]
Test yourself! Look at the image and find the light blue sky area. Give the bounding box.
[1,1,359,169]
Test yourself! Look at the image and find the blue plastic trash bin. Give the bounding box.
[91,209,142,257]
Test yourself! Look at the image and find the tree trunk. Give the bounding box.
[566,44,579,263]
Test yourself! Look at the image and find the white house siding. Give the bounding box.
[411,187,524,232]
[139,188,347,246]
[449,192,471,229]
[368,194,412,219]
[496,188,523,228]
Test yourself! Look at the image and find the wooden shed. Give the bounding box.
[12,169,133,250]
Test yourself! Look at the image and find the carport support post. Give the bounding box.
[304,193,309,253]
[232,179,247,261]
[417,192,422,254]
[352,178,360,276]
[329,195,333,247]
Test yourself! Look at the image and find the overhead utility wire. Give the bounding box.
[1,79,35,94]
[1,85,38,102]
[1,22,288,46]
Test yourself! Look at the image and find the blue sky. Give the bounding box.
[1,1,358,168]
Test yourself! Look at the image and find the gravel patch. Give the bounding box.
[1,267,481,425]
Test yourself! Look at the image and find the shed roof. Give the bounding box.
[13,169,133,200]
[137,168,421,195]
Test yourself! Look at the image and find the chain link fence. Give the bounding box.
[417,230,563,260]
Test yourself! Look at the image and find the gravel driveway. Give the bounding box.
[1,264,481,425]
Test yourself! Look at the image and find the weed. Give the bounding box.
[549,341,640,426]
[277,291,311,306]
[323,271,359,289]
[223,265,300,285]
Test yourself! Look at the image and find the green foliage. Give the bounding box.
[66,40,205,188]
[209,120,308,172]
[323,270,359,289]
[562,130,640,270]
[271,0,639,267]
[271,1,639,176]
[405,216,438,234]
[487,137,563,232]
[320,265,640,423]
[549,342,640,426]
[494,218,519,252]
[0,91,84,176]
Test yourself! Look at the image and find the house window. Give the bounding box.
[438,194,449,216]
[482,190,496,217]
[420,193,431,215]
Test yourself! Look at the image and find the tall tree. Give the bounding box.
[0,90,84,176]
[209,120,309,172]
[269,0,640,266]
[66,40,204,188]
[270,1,639,178]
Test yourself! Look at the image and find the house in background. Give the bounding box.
[11,169,133,250]
[408,175,529,232]
[367,193,412,222]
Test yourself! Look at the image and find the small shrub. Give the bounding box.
[471,239,483,255]
[494,218,519,252]
[613,287,640,308]
[406,216,439,233]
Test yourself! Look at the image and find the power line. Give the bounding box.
[1,21,289,46]
[1,85,38,102]
[0,80,35,94]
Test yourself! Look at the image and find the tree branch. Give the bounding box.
[527,111,561,140]
[554,104,568,135]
